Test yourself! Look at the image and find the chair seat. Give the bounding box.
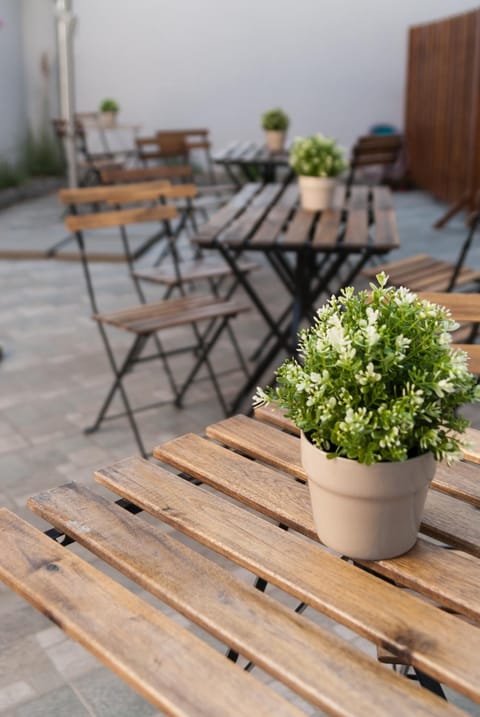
[93,295,250,334]
[363,253,480,291]
[133,259,259,287]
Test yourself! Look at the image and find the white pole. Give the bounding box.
[55,0,78,187]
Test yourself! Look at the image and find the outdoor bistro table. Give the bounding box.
[0,409,479,715]
[191,181,399,413]
[214,141,292,185]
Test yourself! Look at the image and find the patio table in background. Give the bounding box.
[214,140,293,185]
[190,181,399,413]
[0,411,479,715]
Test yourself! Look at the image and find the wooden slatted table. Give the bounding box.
[0,415,479,716]
[192,181,400,413]
[213,141,292,185]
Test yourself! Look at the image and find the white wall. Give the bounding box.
[0,0,57,163]
[21,0,58,135]
[72,0,479,152]
[0,0,26,162]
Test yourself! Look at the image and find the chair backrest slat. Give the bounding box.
[100,165,193,184]
[59,181,172,206]
[65,204,177,232]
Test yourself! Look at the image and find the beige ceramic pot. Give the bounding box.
[265,130,286,153]
[101,111,118,128]
[298,176,336,211]
[300,432,436,560]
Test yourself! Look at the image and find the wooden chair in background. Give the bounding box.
[136,130,234,197]
[51,181,173,261]
[363,197,480,293]
[60,182,259,299]
[52,118,123,186]
[347,134,403,188]
[63,202,250,457]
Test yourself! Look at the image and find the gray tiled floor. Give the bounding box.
[0,190,479,716]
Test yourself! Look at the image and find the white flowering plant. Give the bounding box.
[254,274,480,464]
[289,133,347,178]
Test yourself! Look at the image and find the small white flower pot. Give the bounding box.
[265,130,286,153]
[298,176,336,212]
[300,432,436,560]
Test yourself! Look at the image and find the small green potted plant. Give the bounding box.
[99,98,120,127]
[261,108,290,153]
[290,133,347,211]
[254,274,480,560]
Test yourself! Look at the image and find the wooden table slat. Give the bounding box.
[193,183,261,246]
[249,184,299,246]
[279,206,317,248]
[93,457,480,702]
[26,484,458,717]
[372,186,400,250]
[240,144,262,162]
[0,509,301,717]
[154,431,480,621]
[221,183,286,246]
[212,141,241,162]
[463,426,480,463]
[311,184,346,249]
[342,186,370,248]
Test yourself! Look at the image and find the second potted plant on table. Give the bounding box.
[99,98,120,127]
[261,108,289,153]
[290,133,347,211]
[254,274,480,560]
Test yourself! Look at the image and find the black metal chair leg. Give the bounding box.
[85,334,149,457]
[412,669,447,700]
[175,317,231,411]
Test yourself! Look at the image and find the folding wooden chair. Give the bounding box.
[64,204,250,457]
[97,169,259,296]
[347,134,403,188]
[52,181,175,261]
[52,118,122,186]
[363,198,480,292]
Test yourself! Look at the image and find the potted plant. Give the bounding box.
[254,274,480,560]
[99,98,120,127]
[261,108,289,153]
[290,133,347,211]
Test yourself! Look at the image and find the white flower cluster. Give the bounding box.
[254,274,480,464]
[289,134,347,178]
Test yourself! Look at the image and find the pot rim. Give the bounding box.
[300,430,433,467]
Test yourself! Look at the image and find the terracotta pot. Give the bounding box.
[101,111,118,128]
[300,432,436,560]
[265,130,286,153]
[298,176,336,211]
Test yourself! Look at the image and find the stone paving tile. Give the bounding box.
[15,685,91,717]
[0,634,65,702]
[0,682,36,712]
[43,638,101,682]
[72,668,158,717]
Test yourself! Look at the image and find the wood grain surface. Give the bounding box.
[0,509,302,717]
[94,457,480,702]
[26,484,460,717]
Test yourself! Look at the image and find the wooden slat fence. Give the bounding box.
[405,9,480,206]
